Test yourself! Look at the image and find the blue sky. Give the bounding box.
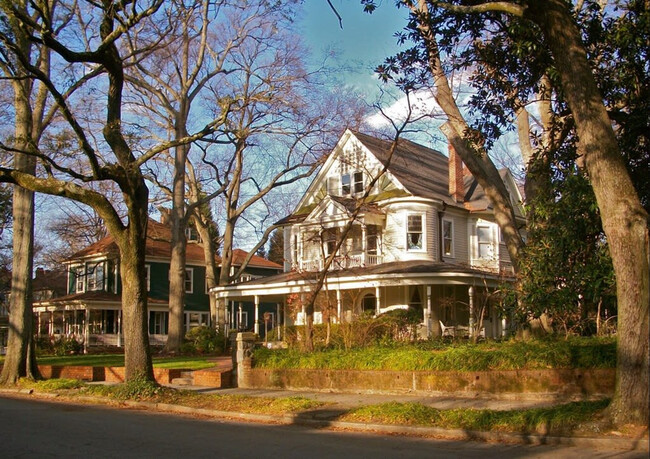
[297,1,409,92]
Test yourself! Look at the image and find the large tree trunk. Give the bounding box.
[527,0,649,426]
[0,158,38,384]
[0,73,39,384]
[165,127,190,353]
[194,219,220,327]
[115,214,154,381]
[412,1,524,271]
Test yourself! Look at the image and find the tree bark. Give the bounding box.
[526,0,649,426]
[165,122,190,353]
[113,210,154,381]
[0,15,41,383]
[412,0,524,271]
[0,152,38,384]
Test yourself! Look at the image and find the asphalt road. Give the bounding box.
[0,395,645,459]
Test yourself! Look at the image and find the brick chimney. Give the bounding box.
[449,144,464,203]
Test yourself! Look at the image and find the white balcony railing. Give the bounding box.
[300,253,382,272]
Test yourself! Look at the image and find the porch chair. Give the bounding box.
[439,320,455,337]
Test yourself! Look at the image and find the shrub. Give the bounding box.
[52,336,83,356]
[182,326,225,355]
[36,336,83,356]
[253,336,616,371]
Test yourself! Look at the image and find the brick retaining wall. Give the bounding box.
[241,366,615,396]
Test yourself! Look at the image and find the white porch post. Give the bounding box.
[254,295,260,335]
[283,297,287,338]
[49,311,54,336]
[336,289,342,323]
[117,310,122,347]
[426,285,432,338]
[375,286,381,315]
[361,224,367,265]
[501,317,507,337]
[276,302,281,340]
[238,303,243,329]
[468,286,475,338]
[83,309,90,354]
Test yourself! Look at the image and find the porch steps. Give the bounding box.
[170,364,233,389]
[170,371,195,386]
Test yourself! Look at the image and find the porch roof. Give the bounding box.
[211,260,510,301]
[32,291,168,311]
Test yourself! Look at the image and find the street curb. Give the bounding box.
[1,388,647,452]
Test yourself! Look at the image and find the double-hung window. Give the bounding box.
[87,263,104,291]
[341,173,351,195]
[407,214,423,250]
[353,172,364,194]
[477,225,493,259]
[442,219,454,257]
[185,268,194,293]
[74,266,85,293]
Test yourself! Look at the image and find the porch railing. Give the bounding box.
[301,253,383,272]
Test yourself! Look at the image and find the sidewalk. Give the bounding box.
[193,386,578,411]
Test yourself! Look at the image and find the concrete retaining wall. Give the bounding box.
[240,366,616,396]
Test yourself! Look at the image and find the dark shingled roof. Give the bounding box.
[33,291,168,306]
[353,132,452,203]
[67,219,282,270]
[228,260,505,287]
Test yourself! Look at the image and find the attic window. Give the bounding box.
[353,172,364,194]
[341,174,351,195]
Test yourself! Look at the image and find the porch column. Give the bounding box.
[361,224,367,265]
[254,295,260,335]
[276,303,281,340]
[36,313,41,338]
[238,303,243,330]
[117,310,122,347]
[426,286,432,338]
[83,309,90,354]
[49,311,54,336]
[501,317,507,337]
[468,286,475,338]
[375,286,381,315]
[63,311,67,335]
[283,298,287,338]
[336,289,342,323]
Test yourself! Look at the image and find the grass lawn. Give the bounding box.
[0,354,218,370]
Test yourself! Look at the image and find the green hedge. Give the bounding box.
[253,336,616,371]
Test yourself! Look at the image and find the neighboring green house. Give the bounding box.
[32,219,282,348]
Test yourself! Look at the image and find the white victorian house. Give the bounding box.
[211,130,524,338]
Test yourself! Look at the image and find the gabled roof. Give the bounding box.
[352,132,453,203]
[67,219,282,270]
[279,131,522,227]
[352,132,517,211]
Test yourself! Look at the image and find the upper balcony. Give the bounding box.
[301,252,383,272]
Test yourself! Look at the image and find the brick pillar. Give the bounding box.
[449,144,464,203]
